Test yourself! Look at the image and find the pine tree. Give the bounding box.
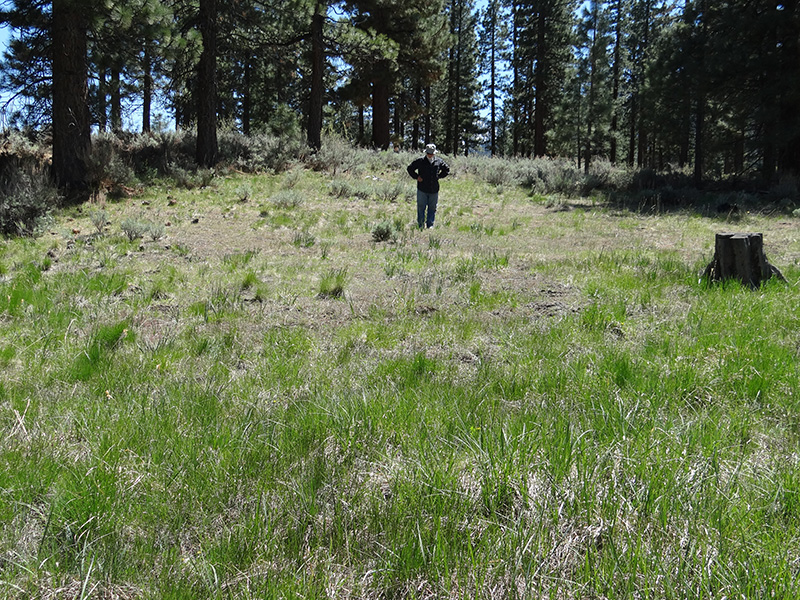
[478,0,509,156]
[0,2,51,125]
[345,0,448,149]
[608,0,624,163]
[575,0,612,171]
[89,0,174,133]
[621,0,672,169]
[195,0,217,166]
[508,0,575,157]
[442,0,483,155]
[52,0,92,198]
[1,0,99,197]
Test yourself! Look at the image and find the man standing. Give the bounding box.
[407,143,450,229]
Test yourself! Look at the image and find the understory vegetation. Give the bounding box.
[3,129,799,239]
[1,133,800,598]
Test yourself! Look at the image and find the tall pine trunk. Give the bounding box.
[609,0,621,163]
[110,67,122,132]
[511,0,520,156]
[142,42,152,133]
[52,0,91,200]
[693,0,706,187]
[445,18,456,154]
[196,0,218,167]
[694,92,704,187]
[412,86,421,150]
[777,0,800,176]
[372,76,391,150]
[628,92,637,166]
[424,86,431,144]
[489,30,497,156]
[307,3,324,151]
[533,10,547,158]
[585,22,597,173]
[393,91,404,144]
[637,0,651,169]
[97,68,108,132]
[242,57,251,136]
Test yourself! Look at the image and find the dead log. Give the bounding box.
[701,232,786,288]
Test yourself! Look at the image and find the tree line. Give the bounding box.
[1,0,798,199]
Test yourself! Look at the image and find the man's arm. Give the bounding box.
[439,161,450,179]
[407,160,419,179]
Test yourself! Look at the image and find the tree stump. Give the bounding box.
[702,232,786,288]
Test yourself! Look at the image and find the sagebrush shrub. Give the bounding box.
[372,221,395,243]
[249,133,305,173]
[0,164,59,235]
[368,149,408,173]
[127,131,186,176]
[329,179,370,199]
[91,132,139,196]
[283,169,302,189]
[485,161,516,188]
[771,175,799,203]
[451,154,485,177]
[218,128,303,173]
[272,190,304,209]
[90,209,108,233]
[217,128,257,168]
[351,183,372,200]
[309,136,361,175]
[167,164,215,189]
[374,180,405,203]
[235,185,253,203]
[121,218,148,241]
[329,179,352,198]
[147,222,166,241]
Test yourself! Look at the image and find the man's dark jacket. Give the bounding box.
[407,156,450,194]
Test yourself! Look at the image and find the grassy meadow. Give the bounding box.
[2,146,800,598]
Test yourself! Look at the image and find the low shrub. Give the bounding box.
[0,163,59,236]
[329,179,371,200]
[235,184,253,203]
[217,128,305,173]
[127,131,187,176]
[167,164,215,189]
[272,190,304,209]
[329,179,353,199]
[372,220,395,243]
[217,128,257,168]
[485,161,516,188]
[90,132,140,197]
[770,175,799,203]
[90,208,108,234]
[374,180,405,203]
[282,169,302,189]
[308,136,362,175]
[367,148,409,173]
[120,218,148,241]
[147,221,166,241]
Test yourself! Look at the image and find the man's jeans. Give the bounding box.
[417,190,438,229]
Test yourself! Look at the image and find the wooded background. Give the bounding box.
[1,1,798,191]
